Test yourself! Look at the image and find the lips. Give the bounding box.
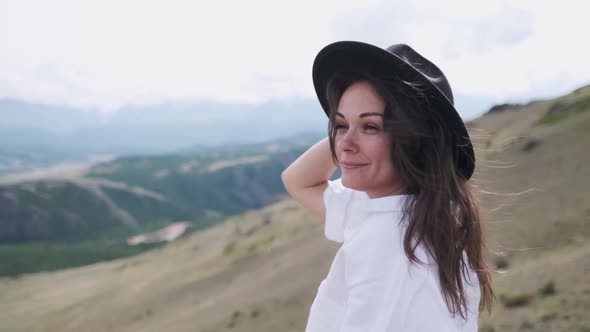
[340,162,368,170]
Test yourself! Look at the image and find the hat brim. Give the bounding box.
[312,41,475,180]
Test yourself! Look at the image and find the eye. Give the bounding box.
[334,123,348,132]
[364,124,381,132]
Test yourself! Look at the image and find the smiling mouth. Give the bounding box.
[340,162,368,170]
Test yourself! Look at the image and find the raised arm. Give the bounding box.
[281,137,337,220]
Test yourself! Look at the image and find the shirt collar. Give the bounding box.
[354,190,413,213]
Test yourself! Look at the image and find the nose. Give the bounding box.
[338,128,358,153]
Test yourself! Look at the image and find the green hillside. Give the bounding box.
[0,140,308,276]
[0,146,305,243]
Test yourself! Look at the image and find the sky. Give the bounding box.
[0,0,589,118]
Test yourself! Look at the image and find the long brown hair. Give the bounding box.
[325,71,494,319]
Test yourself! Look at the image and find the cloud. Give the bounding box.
[0,0,588,117]
[440,7,535,59]
[441,0,590,102]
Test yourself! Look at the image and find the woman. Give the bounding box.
[281,42,494,331]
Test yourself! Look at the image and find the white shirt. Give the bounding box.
[305,179,480,332]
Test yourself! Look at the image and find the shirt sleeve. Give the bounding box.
[341,216,413,332]
[323,178,353,243]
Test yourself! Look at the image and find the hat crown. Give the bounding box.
[386,44,454,105]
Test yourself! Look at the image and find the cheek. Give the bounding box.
[368,138,391,160]
[370,140,394,172]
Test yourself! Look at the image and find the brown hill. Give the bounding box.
[1,85,589,332]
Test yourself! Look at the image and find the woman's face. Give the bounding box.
[334,80,399,198]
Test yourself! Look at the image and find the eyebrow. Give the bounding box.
[335,112,384,118]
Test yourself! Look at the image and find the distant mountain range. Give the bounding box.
[0,97,329,175]
[0,97,327,153]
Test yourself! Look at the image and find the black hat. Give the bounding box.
[312,41,475,180]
